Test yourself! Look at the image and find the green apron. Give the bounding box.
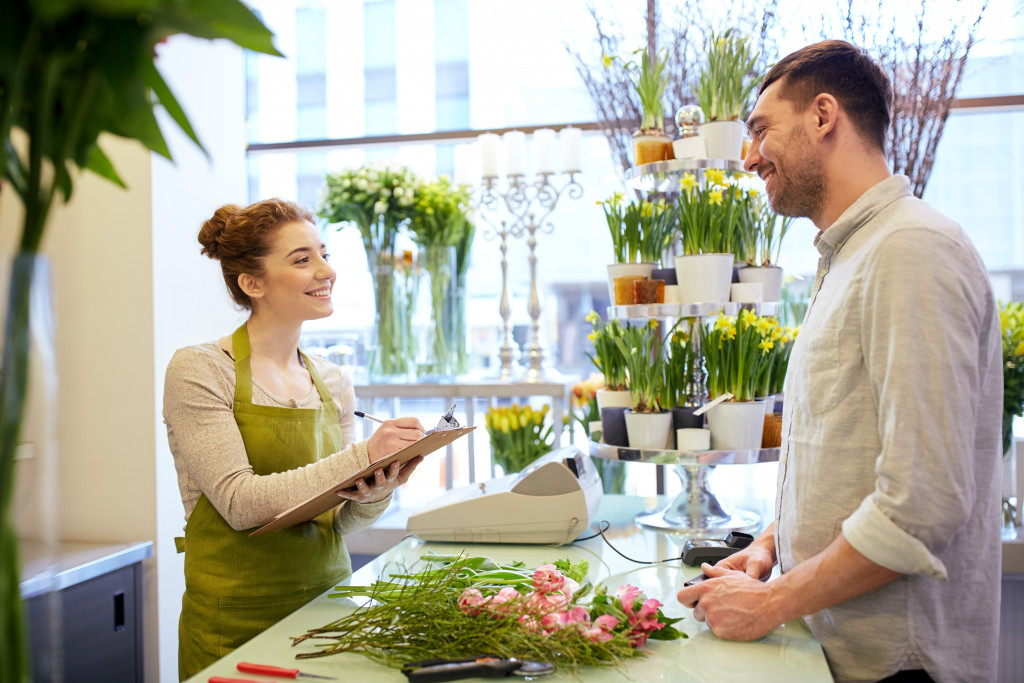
[177,324,350,680]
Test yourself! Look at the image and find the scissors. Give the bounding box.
[402,656,554,682]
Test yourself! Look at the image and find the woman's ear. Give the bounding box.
[237,273,265,300]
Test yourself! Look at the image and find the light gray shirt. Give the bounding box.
[164,342,389,535]
[776,176,1002,683]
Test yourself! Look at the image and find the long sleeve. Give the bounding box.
[163,343,380,531]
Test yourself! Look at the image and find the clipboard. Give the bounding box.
[249,425,475,537]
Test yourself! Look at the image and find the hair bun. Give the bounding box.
[198,204,242,259]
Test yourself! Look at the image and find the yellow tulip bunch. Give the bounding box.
[702,311,797,401]
[485,403,554,474]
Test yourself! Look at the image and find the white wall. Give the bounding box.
[151,35,249,683]
[1,33,250,683]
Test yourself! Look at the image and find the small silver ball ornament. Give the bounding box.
[675,105,705,137]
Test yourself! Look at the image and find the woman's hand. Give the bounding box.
[366,416,425,463]
[336,456,424,504]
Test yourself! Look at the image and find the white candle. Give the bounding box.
[560,126,582,173]
[478,133,500,178]
[532,128,556,175]
[503,130,527,176]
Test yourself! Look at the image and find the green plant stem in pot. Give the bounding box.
[626,47,670,131]
[613,320,665,413]
[701,311,774,402]
[0,2,280,679]
[692,29,762,122]
[585,312,628,391]
[676,170,742,255]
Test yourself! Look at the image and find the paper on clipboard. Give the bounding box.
[249,425,475,537]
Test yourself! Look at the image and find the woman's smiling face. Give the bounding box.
[250,220,336,322]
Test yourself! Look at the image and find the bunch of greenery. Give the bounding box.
[585,312,628,391]
[318,164,421,377]
[599,194,675,264]
[701,310,775,402]
[1000,301,1024,455]
[614,47,670,132]
[691,29,762,122]
[614,320,666,413]
[485,403,555,474]
[293,552,683,671]
[751,320,799,398]
[318,163,420,259]
[0,2,280,679]
[407,177,476,376]
[663,323,697,410]
[676,169,742,255]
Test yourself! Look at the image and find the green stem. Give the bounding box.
[0,255,38,683]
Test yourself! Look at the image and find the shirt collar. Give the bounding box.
[814,175,913,258]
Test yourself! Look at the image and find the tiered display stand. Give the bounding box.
[590,159,781,536]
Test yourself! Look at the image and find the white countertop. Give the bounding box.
[185,495,834,683]
[19,539,153,599]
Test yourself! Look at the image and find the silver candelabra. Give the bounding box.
[479,172,583,382]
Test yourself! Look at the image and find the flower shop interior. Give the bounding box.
[4,1,1024,682]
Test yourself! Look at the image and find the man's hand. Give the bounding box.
[677,563,780,640]
[715,535,776,581]
[366,416,425,462]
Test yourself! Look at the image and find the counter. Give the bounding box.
[186,496,833,682]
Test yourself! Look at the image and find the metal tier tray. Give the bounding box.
[607,301,779,322]
[625,158,745,194]
[590,438,780,535]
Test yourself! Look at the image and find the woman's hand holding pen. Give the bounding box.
[364,415,425,463]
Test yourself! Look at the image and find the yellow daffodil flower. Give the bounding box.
[680,172,698,191]
[708,189,724,206]
[705,168,726,186]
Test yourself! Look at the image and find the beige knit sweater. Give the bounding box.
[163,341,389,534]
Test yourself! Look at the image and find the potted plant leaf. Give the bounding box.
[673,169,742,304]
[691,29,762,160]
[609,47,671,166]
[614,320,673,450]
[0,1,280,680]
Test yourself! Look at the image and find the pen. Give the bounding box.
[353,410,384,424]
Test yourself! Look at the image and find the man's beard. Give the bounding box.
[765,129,826,219]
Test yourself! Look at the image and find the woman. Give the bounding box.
[163,198,424,680]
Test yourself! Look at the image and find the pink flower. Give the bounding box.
[615,584,643,615]
[583,614,619,643]
[540,611,565,634]
[457,588,485,615]
[532,564,566,594]
[518,614,540,633]
[562,606,591,626]
[633,598,664,630]
[525,589,570,615]
[485,587,521,616]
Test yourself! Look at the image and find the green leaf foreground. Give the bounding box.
[291,553,684,672]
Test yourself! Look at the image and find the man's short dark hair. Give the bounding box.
[759,40,892,151]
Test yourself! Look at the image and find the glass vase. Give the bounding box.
[2,252,61,683]
[366,251,416,382]
[417,245,459,380]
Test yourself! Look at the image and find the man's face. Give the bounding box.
[743,80,826,220]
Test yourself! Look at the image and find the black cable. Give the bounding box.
[574,520,682,566]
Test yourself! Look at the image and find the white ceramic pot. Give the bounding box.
[596,388,632,411]
[707,400,767,451]
[624,409,674,450]
[738,265,784,302]
[699,120,745,161]
[606,262,657,303]
[674,253,733,304]
[676,427,711,451]
[730,282,763,303]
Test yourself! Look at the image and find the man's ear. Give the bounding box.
[238,273,265,300]
[811,93,840,139]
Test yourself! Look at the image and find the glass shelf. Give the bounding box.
[607,301,779,322]
[624,158,746,194]
[590,438,780,535]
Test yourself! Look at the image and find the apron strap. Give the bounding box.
[231,323,253,404]
[300,349,340,424]
[174,536,185,554]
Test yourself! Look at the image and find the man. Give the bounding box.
[677,40,1002,683]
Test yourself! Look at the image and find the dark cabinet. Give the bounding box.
[25,550,146,683]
